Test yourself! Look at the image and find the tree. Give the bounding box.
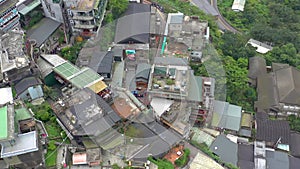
[106,0,128,21]
[48,141,56,151]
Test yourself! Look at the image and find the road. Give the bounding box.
[190,0,239,33]
[212,0,239,33]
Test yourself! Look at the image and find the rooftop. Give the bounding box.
[189,152,225,169]
[248,56,267,81]
[14,76,41,96]
[237,144,254,169]
[266,150,289,169]
[72,152,87,165]
[0,105,14,142]
[27,17,61,47]
[53,61,106,92]
[232,0,246,12]
[187,75,203,102]
[0,0,18,14]
[37,54,67,78]
[191,127,215,147]
[0,106,8,140]
[54,89,120,137]
[289,132,300,157]
[150,97,174,117]
[114,3,150,44]
[0,87,13,105]
[0,28,29,74]
[211,100,242,131]
[18,0,41,15]
[15,108,32,122]
[0,131,38,158]
[77,0,100,11]
[111,97,140,119]
[248,39,273,54]
[210,134,238,166]
[256,119,290,144]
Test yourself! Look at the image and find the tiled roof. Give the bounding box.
[256,120,290,144]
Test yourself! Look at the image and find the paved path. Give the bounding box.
[190,0,239,33]
[56,145,67,169]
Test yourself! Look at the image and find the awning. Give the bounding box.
[88,80,107,93]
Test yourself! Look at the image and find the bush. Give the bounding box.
[166,79,175,85]
[112,164,121,169]
[48,141,56,151]
[148,156,174,169]
[175,148,190,167]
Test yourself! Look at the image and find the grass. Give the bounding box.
[45,149,58,167]
[45,123,64,142]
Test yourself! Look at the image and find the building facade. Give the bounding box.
[0,0,20,32]
[64,0,107,37]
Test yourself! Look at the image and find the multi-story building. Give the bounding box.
[64,0,107,37]
[0,28,30,84]
[0,0,20,32]
[41,0,64,23]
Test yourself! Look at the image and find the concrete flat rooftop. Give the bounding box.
[77,0,99,11]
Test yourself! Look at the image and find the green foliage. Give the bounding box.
[148,156,174,169]
[45,149,57,167]
[24,11,44,30]
[112,164,121,169]
[104,0,128,23]
[99,23,115,51]
[219,0,300,52]
[60,42,84,64]
[224,57,256,111]
[166,79,175,85]
[48,140,57,151]
[287,115,300,132]
[28,102,53,122]
[175,149,190,167]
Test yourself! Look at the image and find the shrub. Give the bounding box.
[175,148,190,167]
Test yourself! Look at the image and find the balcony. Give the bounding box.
[74,24,95,29]
[72,15,94,21]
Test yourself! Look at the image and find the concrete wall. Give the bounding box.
[41,0,64,23]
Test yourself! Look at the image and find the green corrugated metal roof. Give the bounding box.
[227,104,242,118]
[15,108,31,122]
[54,61,103,89]
[0,106,8,139]
[53,62,81,80]
[169,68,176,76]
[212,100,242,131]
[19,0,41,15]
[154,66,167,76]
[70,68,102,88]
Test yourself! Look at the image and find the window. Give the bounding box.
[51,12,55,17]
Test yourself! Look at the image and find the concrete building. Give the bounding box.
[0,0,20,32]
[165,13,208,61]
[247,39,273,54]
[0,28,30,84]
[17,0,43,28]
[14,76,44,101]
[0,105,46,169]
[232,0,246,12]
[41,0,64,23]
[64,0,108,37]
